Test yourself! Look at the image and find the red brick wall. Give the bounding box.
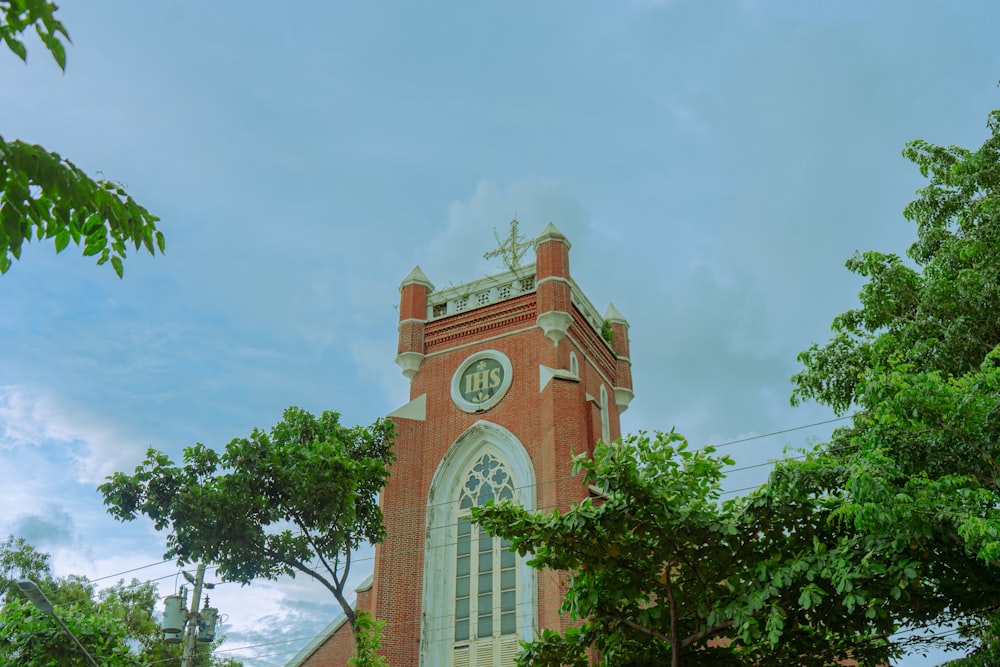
[399,282,428,322]
[297,623,356,667]
[299,267,623,666]
[372,287,617,665]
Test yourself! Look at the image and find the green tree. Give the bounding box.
[788,103,1000,658]
[1,0,164,276]
[0,536,92,610]
[1,597,144,667]
[96,578,162,657]
[99,406,396,661]
[0,536,242,666]
[474,432,900,667]
[0,535,51,598]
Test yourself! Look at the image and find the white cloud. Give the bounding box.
[0,385,144,485]
[207,555,374,665]
[0,385,74,449]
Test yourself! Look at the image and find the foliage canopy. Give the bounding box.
[0,535,240,666]
[476,101,1000,665]
[0,0,164,276]
[787,104,1000,660]
[475,433,901,667]
[100,406,395,654]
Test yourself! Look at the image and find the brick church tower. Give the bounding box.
[289,221,634,667]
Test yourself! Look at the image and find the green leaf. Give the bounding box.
[53,228,70,252]
[4,34,28,61]
[1,138,163,275]
[82,230,107,256]
[36,26,66,70]
[798,588,813,610]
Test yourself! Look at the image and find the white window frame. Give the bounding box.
[420,421,537,666]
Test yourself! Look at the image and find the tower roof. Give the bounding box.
[399,265,434,291]
[604,302,629,325]
[537,221,571,249]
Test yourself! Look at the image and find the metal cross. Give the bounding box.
[483,217,534,272]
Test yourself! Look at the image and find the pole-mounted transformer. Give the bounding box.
[199,599,219,642]
[162,592,186,644]
[161,564,223,666]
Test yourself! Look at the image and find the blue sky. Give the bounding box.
[1,1,998,664]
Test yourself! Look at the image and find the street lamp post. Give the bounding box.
[15,579,101,667]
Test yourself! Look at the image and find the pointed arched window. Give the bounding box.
[452,454,520,665]
[421,422,537,667]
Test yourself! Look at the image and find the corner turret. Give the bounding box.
[395,266,434,379]
[534,222,573,345]
[604,302,634,413]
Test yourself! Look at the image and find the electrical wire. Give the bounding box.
[210,598,1000,666]
[34,413,901,665]
[79,415,857,588]
[698,415,853,452]
[90,558,174,582]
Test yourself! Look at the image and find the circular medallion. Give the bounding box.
[451,350,513,413]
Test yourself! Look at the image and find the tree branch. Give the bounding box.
[597,615,670,643]
[258,543,357,632]
[664,565,681,667]
[680,619,735,649]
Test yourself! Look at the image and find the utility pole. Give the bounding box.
[161,564,220,667]
[181,563,206,667]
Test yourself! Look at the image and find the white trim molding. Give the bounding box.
[420,421,538,667]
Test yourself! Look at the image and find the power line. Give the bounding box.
[95,412,1000,666]
[91,558,174,582]
[20,409,982,666]
[211,635,322,655]
[701,415,853,451]
[35,414,858,614]
[85,416,855,584]
[368,414,854,524]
